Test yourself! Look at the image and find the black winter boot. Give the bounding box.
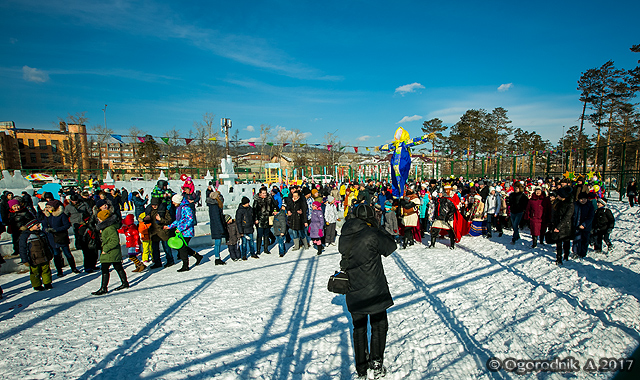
[92,272,110,295]
[113,267,129,291]
[54,255,65,277]
[68,255,81,274]
[531,236,538,249]
[429,235,437,248]
[177,250,190,272]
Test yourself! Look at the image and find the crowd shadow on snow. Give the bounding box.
[457,244,640,342]
[391,253,511,380]
[53,248,355,380]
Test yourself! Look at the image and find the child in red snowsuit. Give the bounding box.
[118,214,145,272]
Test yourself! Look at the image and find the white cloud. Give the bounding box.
[395,82,424,95]
[311,118,322,122]
[498,83,513,92]
[22,66,49,83]
[396,115,422,124]
[9,38,18,44]
[356,135,380,142]
[245,125,255,132]
[243,137,259,143]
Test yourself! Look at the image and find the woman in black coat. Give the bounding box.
[338,205,397,378]
[206,190,227,265]
[549,186,574,265]
[286,190,308,250]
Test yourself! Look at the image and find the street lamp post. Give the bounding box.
[102,104,108,130]
[221,118,232,158]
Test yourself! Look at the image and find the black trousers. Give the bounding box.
[593,230,612,251]
[177,237,197,267]
[351,311,388,376]
[556,239,570,263]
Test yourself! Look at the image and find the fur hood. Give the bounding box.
[42,205,64,218]
[97,214,119,231]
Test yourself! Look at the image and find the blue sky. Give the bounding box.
[1,0,638,149]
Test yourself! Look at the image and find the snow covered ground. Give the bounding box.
[1,200,639,379]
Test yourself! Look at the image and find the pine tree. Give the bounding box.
[421,118,448,177]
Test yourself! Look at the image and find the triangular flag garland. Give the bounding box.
[77,131,575,159]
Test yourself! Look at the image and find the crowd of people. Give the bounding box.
[0,173,635,379]
[0,174,630,297]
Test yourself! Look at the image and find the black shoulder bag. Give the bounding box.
[327,251,350,294]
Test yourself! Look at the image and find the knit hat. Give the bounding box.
[24,219,40,230]
[578,192,589,200]
[474,194,482,201]
[171,194,183,204]
[97,209,111,221]
[597,198,607,206]
[224,214,232,223]
[312,201,322,209]
[96,199,108,209]
[7,199,19,208]
[534,186,542,192]
[123,214,135,226]
[46,199,63,209]
[495,185,502,192]
[241,196,250,205]
[489,187,495,192]
[327,195,334,203]
[150,197,161,205]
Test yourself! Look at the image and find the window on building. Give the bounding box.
[28,139,34,148]
[39,139,47,150]
[18,139,24,149]
[51,140,58,153]
[53,154,62,163]
[30,153,37,163]
[41,153,49,163]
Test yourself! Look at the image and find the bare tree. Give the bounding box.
[257,124,273,163]
[191,113,221,170]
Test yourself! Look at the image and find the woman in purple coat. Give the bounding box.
[525,187,550,248]
[308,201,325,255]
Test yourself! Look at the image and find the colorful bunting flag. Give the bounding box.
[327,145,332,151]
[185,138,194,145]
[208,137,217,141]
[111,134,123,144]
[283,143,289,147]
[267,142,274,146]
[161,137,170,145]
[354,147,358,153]
[137,137,145,143]
[248,142,256,148]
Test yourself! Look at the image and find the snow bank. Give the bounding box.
[0,201,639,379]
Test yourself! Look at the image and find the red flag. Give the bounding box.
[185,138,194,145]
[327,145,333,151]
[354,147,358,153]
[248,142,256,148]
[283,143,289,147]
[137,137,145,143]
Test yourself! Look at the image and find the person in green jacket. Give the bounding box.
[92,209,128,295]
